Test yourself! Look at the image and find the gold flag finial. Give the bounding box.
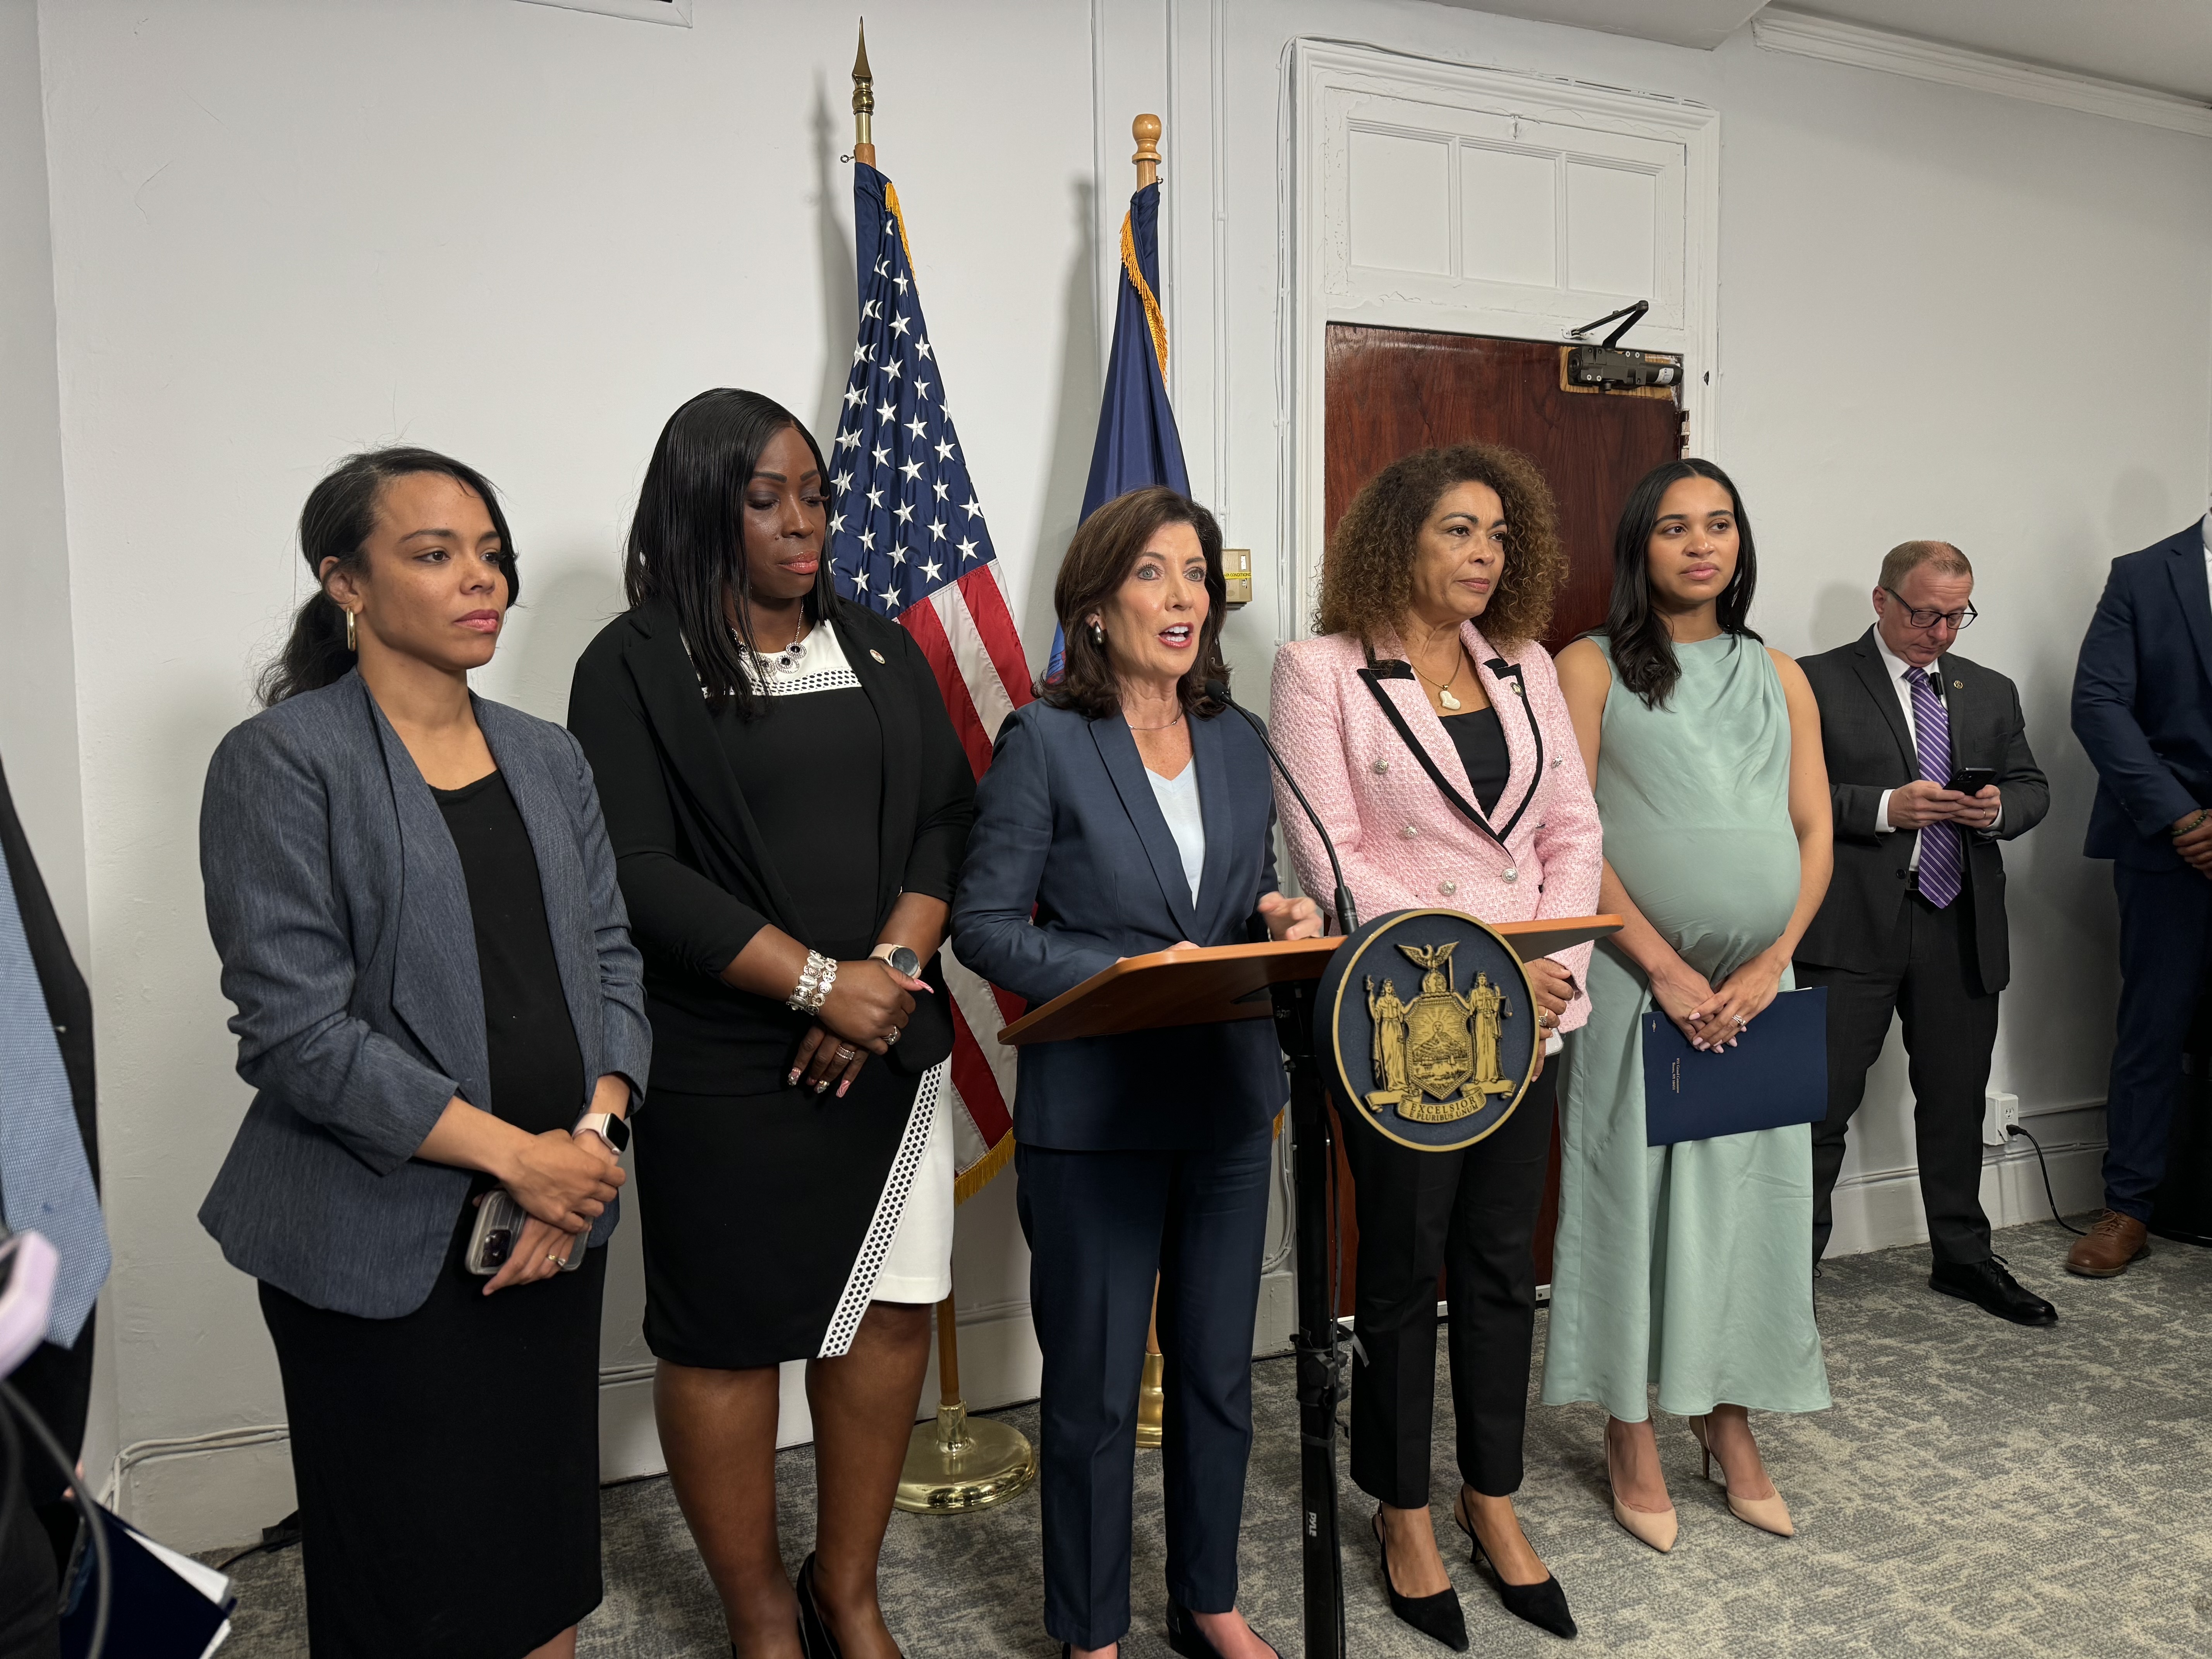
[851,19,876,166]
[1132,113,1161,189]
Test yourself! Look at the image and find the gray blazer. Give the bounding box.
[198,672,650,1319]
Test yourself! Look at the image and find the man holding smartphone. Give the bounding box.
[1794,542,2053,1322]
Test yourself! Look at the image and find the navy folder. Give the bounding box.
[1642,986,1828,1146]
[60,1501,235,1658]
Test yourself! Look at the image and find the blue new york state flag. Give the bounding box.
[1048,179,1190,678]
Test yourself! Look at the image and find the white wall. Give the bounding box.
[19,0,2210,1550]
[31,0,1097,1547]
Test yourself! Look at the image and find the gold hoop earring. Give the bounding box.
[344,608,358,653]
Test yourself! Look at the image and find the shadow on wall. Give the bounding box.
[1017,175,1103,669]
[811,76,859,446]
[1808,580,1870,653]
[493,561,630,727]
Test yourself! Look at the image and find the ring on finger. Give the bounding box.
[885,1024,902,1046]
[835,1044,855,1061]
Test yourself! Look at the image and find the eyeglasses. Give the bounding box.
[1882,589,1978,631]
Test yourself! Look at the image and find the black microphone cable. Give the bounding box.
[1205,679,1359,934]
[0,1378,109,1659]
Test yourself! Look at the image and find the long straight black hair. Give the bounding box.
[623,388,838,718]
[258,447,517,707]
[1603,456,1760,709]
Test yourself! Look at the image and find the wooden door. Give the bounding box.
[1321,323,1682,1312]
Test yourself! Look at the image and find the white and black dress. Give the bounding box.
[567,599,972,1367]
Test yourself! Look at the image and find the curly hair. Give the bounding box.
[1315,443,1567,652]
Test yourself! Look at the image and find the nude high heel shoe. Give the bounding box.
[1689,1415,1794,1537]
[1604,1431,1678,1554]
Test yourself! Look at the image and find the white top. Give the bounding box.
[1869,628,1999,866]
[1146,761,1206,908]
[2201,510,2210,587]
[732,619,864,698]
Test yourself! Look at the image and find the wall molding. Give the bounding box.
[1283,37,1722,625]
[1752,9,2212,141]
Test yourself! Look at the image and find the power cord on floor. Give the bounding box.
[212,1510,301,1575]
[2005,1123,2088,1235]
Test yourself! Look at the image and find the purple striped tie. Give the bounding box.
[1908,668,1963,909]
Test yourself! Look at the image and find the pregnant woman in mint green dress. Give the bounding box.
[1546,459,1834,1552]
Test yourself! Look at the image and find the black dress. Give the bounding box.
[258,771,605,1659]
[567,603,975,1369]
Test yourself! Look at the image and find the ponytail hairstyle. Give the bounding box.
[258,447,518,707]
[1602,456,1760,709]
[623,388,838,719]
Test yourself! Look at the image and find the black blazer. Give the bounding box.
[1796,628,2048,988]
[567,599,975,1091]
[0,754,96,1510]
[949,700,1288,1151]
[2073,524,2212,871]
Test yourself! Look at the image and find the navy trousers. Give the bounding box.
[2103,862,2212,1219]
[1015,1130,1274,1650]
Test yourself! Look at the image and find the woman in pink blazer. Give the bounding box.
[1271,444,1601,1649]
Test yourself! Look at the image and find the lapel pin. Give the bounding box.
[870,649,886,663]
[1952,679,1963,689]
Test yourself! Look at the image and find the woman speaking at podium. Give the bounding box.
[952,486,1319,1659]
[1269,445,1601,1647]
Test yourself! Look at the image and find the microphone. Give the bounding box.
[1206,678,1359,934]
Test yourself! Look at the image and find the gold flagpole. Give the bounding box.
[862,16,1032,1511]
[1128,110,1170,1455]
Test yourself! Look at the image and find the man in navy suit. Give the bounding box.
[2069,514,2212,1276]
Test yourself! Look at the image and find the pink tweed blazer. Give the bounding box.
[1268,624,1604,1032]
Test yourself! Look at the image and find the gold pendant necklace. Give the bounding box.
[1413,644,1466,711]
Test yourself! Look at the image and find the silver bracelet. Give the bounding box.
[786,950,838,1015]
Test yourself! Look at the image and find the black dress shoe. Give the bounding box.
[1931,1255,2057,1326]
[1451,1500,1576,1639]
[1369,1508,1468,1652]
[1166,1599,1281,1659]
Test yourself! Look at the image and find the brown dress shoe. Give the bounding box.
[2065,1211,2150,1278]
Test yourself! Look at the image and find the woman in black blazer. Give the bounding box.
[951,487,1320,1659]
[567,390,974,1659]
[200,448,646,1659]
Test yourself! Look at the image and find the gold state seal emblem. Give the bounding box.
[1362,941,1517,1123]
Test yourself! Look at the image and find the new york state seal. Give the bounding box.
[1316,910,1537,1152]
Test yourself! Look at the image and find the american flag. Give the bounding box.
[828,161,1030,1200]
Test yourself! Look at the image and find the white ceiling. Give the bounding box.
[1436,0,2212,100]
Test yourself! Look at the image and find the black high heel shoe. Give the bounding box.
[796,1553,841,1659]
[1451,1495,1577,1640]
[1370,1507,1468,1652]
[1165,1599,1281,1659]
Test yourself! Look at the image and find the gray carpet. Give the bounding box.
[208,1218,2212,1656]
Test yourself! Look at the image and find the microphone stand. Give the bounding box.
[1206,678,1351,1658]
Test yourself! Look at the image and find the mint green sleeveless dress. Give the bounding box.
[1540,634,1829,1420]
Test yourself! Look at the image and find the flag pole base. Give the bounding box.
[1135,1350,1166,1449]
[893,1400,1038,1515]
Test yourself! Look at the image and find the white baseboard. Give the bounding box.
[1824,1105,2104,1259]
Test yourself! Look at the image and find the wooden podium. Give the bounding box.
[1001,914,1621,1659]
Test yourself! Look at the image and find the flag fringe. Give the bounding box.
[953,1131,1016,1206]
[1120,209,1169,380]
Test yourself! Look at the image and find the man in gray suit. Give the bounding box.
[1795,542,2054,1324]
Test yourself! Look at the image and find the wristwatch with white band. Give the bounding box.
[574,1111,630,1154]
[870,942,922,979]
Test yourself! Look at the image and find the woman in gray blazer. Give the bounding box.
[952,487,1319,1659]
[199,448,649,1659]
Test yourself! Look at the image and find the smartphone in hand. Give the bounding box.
[1946,766,1996,795]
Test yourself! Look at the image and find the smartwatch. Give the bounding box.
[574,1111,630,1155]
[871,943,923,979]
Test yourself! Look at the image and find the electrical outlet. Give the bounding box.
[1982,1090,2020,1147]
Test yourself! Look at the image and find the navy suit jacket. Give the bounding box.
[198,673,651,1318]
[950,700,1288,1151]
[2072,524,2212,871]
